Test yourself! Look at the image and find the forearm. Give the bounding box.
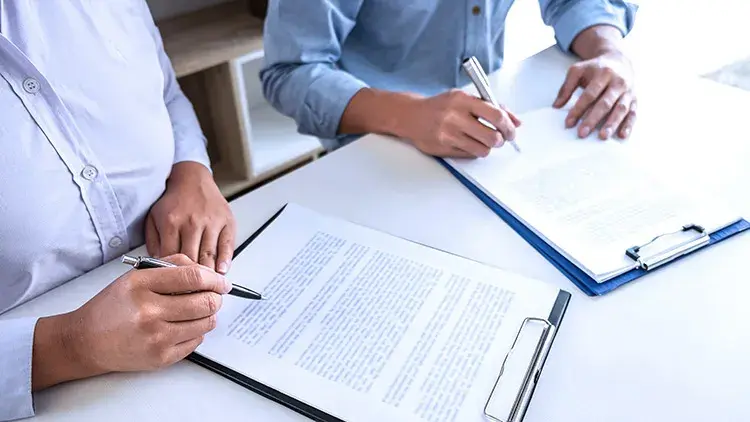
[338,88,423,138]
[32,314,102,391]
[570,24,625,59]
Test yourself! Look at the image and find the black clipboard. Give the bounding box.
[187,205,571,422]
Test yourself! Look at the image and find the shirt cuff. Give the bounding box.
[553,1,638,53]
[0,317,39,421]
[301,71,368,140]
[173,135,212,173]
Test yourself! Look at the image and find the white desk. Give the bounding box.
[5,47,750,422]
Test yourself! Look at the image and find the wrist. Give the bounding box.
[571,24,625,60]
[32,313,102,391]
[384,92,425,140]
[167,161,213,189]
[339,88,425,139]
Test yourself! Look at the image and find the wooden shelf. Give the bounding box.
[248,105,324,178]
[157,0,264,78]
[156,0,322,199]
[213,167,256,198]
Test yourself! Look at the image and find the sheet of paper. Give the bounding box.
[196,203,561,422]
[447,107,739,281]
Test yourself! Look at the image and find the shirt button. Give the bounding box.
[472,5,481,16]
[23,78,40,94]
[109,237,123,248]
[81,165,99,181]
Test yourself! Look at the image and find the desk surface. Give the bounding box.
[5,47,750,422]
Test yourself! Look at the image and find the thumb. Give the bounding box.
[146,264,232,295]
[159,253,196,266]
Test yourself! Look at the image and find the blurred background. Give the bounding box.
[144,0,750,199]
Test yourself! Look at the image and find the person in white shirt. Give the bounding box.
[0,2,237,419]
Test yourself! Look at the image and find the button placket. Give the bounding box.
[22,77,40,94]
[81,165,99,181]
[108,236,123,248]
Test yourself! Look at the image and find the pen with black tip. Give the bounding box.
[121,255,263,300]
[461,56,521,152]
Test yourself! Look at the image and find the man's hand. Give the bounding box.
[339,88,521,159]
[32,255,231,391]
[554,25,637,141]
[146,162,236,274]
[554,51,636,140]
[401,90,522,158]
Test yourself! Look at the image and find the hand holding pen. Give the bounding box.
[462,56,522,152]
[40,253,249,379]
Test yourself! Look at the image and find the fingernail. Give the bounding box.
[566,118,575,128]
[622,128,631,138]
[223,276,233,293]
[602,127,612,140]
[218,261,229,274]
[580,126,591,138]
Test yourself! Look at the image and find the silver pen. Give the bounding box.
[461,56,521,152]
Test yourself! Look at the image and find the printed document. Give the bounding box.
[196,203,563,422]
[447,107,740,282]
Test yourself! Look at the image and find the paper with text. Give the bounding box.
[447,107,740,281]
[196,204,561,422]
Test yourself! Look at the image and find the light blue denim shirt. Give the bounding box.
[261,0,637,149]
[0,1,209,420]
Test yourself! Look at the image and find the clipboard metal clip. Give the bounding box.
[626,224,710,271]
[484,317,554,422]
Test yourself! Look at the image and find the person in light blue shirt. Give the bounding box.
[261,0,638,157]
[0,1,237,420]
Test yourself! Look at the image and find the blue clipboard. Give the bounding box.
[438,159,750,296]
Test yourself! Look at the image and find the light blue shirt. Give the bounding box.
[261,0,637,150]
[0,1,209,420]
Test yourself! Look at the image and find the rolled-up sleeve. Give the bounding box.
[260,0,368,140]
[0,318,39,421]
[139,2,212,170]
[539,0,638,53]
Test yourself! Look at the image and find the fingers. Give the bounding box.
[162,336,205,366]
[145,215,160,257]
[446,147,475,158]
[196,227,219,270]
[215,225,235,275]
[462,116,503,148]
[578,86,622,138]
[618,99,637,139]
[158,291,223,322]
[554,65,584,108]
[504,107,522,127]
[171,316,218,344]
[470,99,516,142]
[145,265,231,295]
[599,92,633,140]
[453,133,492,158]
[179,227,202,263]
[157,219,180,258]
[159,253,196,266]
[566,74,610,130]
